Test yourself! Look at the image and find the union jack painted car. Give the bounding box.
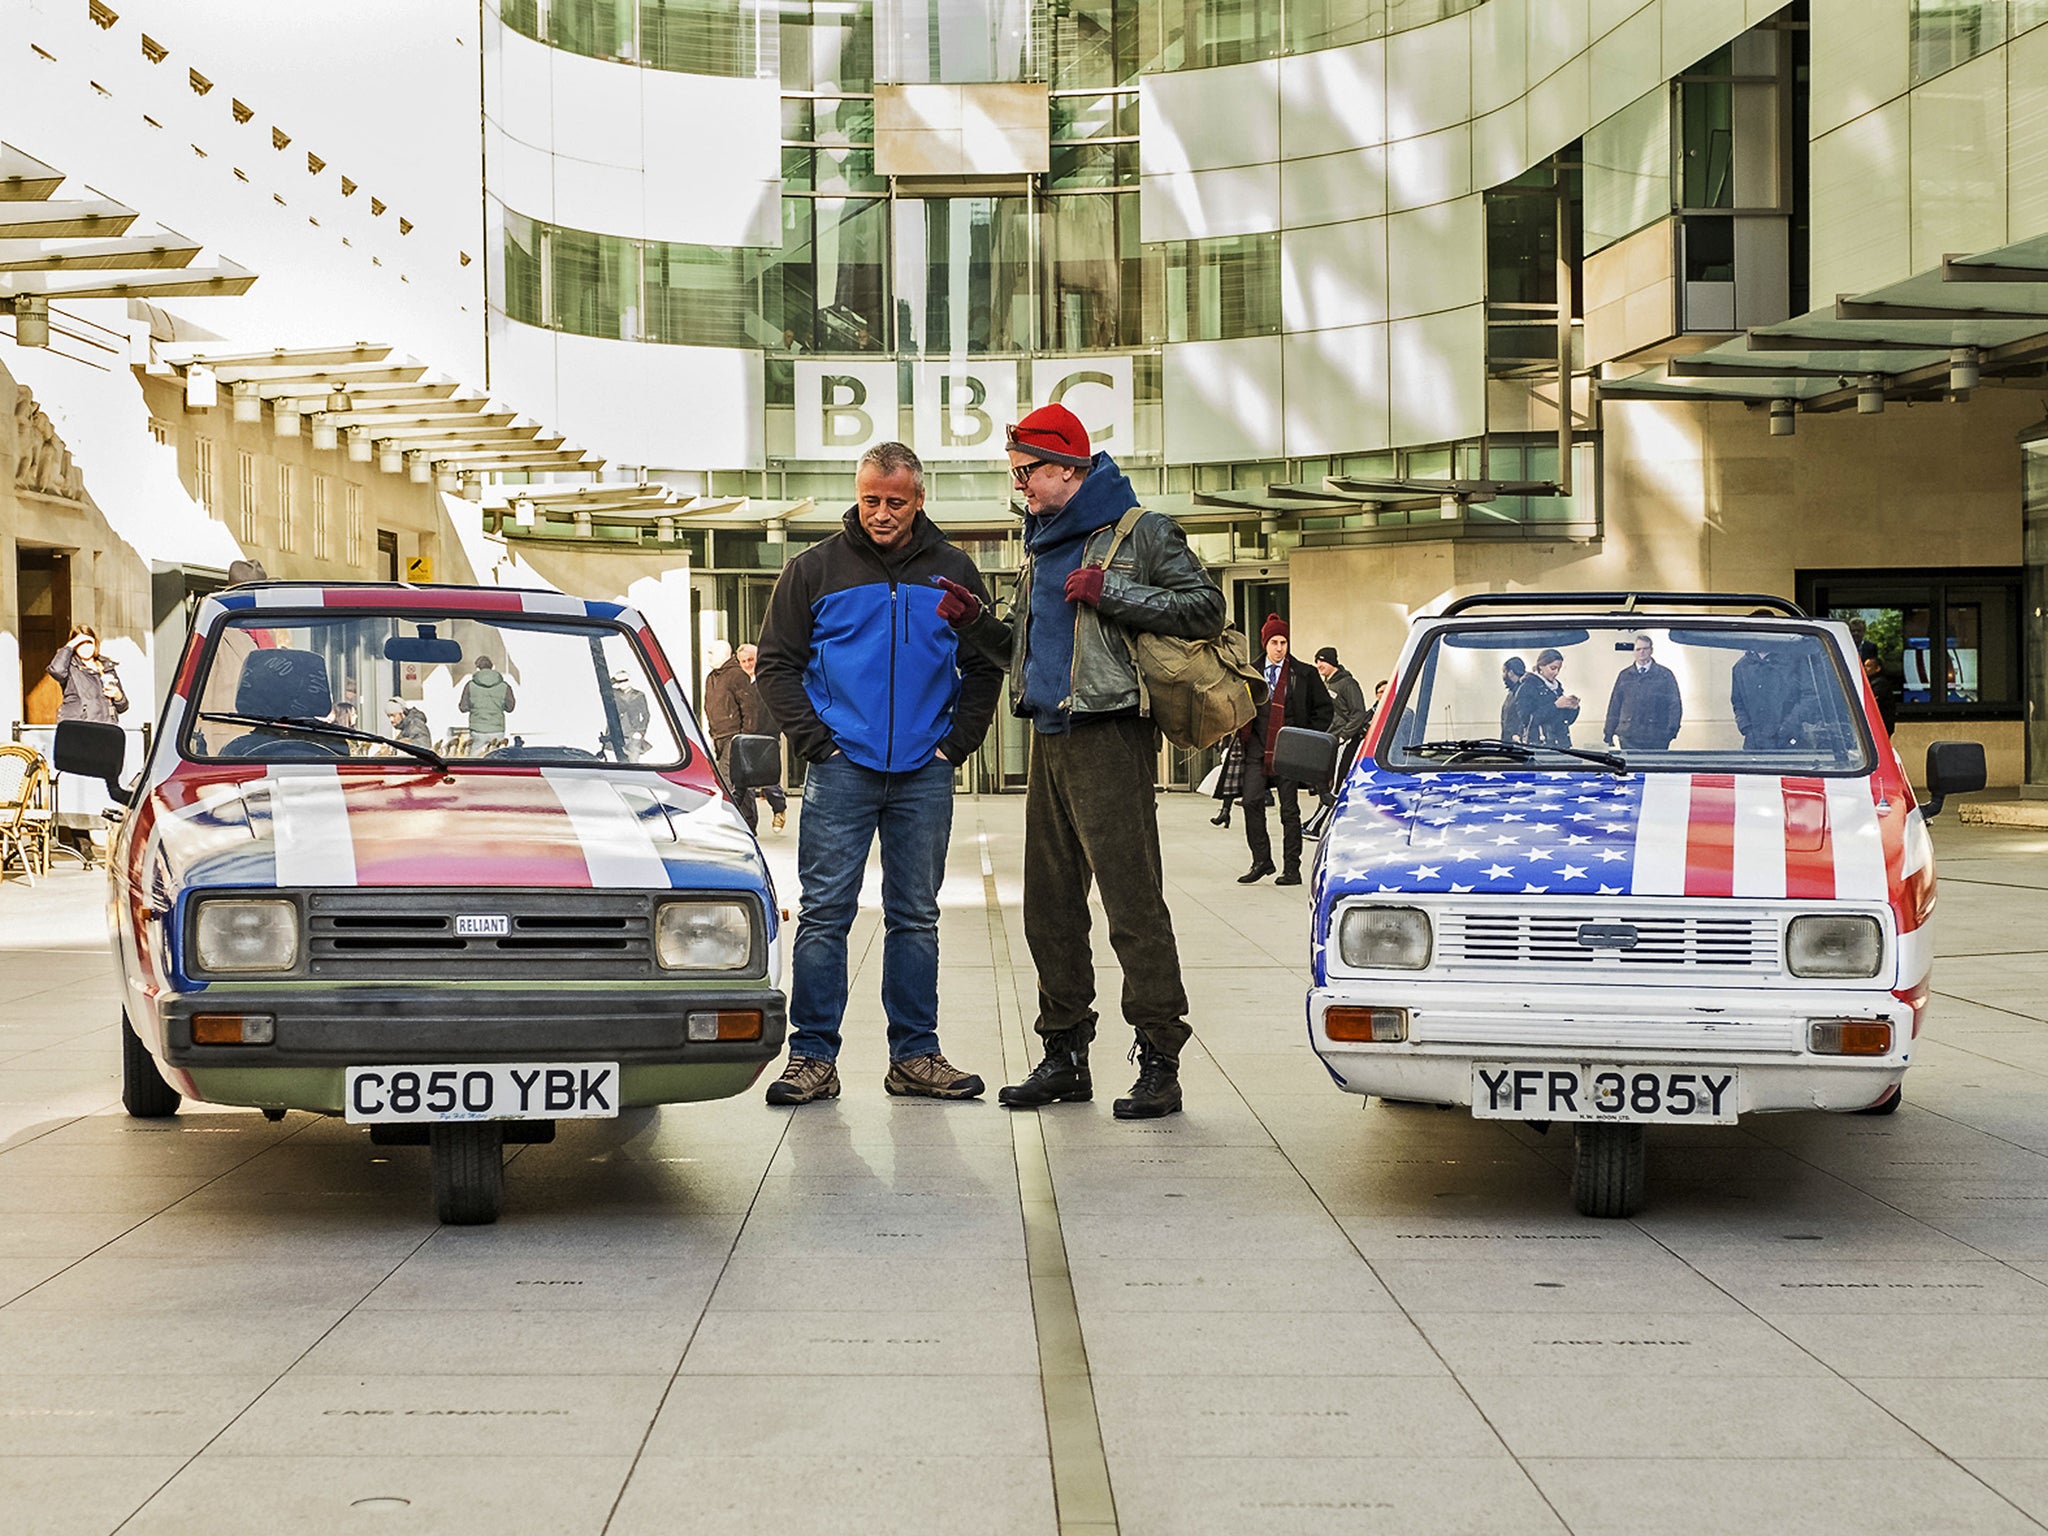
[62,581,785,1224]
[1295,593,1985,1217]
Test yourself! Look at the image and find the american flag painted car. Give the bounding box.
[1303,596,1973,1217]
[82,582,786,1223]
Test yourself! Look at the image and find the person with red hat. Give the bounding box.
[931,400,1225,1119]
[1237,613,1333,885]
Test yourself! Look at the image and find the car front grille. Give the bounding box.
[306,889,658,980]
[1434,909,1781,977]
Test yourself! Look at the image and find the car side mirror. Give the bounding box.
[53,719,134,806]
[1923,739,1986,820]
[1273,727,1339,791]
[726,733,781,792]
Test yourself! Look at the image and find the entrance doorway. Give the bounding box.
[17,545,72,725]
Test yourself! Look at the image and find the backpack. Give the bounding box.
[1091,510,1268,751]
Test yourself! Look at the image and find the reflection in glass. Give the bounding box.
[876,0,1038,82]
[894,198,1034,354]
[1042,193,1142,350]
[1146,233,1281,344]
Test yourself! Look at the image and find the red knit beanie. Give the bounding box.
[1006,403,1092,468]
[1260,613,1289,646]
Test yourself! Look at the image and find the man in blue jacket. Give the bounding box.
[754,442,1001,1105]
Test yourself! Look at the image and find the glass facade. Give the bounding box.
[875,0,1040,83]
[1909,0,2048,85]
[1135,0,1482,72]
[498,0,776,76]
[1583,89,1671,256]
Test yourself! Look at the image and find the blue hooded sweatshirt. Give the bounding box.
[1019,453,1140,733]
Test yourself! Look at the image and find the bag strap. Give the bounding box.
[1085,508,1152,717]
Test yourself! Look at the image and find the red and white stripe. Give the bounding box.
[1630,773,1897,906]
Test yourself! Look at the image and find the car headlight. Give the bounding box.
[1338,906,1431,970]
[656,900,754,971]
[1787,914,1883,978]
[193,899,299,972]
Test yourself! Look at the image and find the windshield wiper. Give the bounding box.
[1406,737,1629,773]
[199,712,447,770]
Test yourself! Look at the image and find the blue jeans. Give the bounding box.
[787,753,955,1063]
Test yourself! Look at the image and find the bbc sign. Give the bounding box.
[794,357,1135,463]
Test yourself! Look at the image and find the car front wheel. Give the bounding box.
[121,1013,181,1119]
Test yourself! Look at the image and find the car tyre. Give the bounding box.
[430,1123,504,1225]
[1571,1122,1645,1218]
[121,1013,181,1119]
[1853,1085,1902,1116]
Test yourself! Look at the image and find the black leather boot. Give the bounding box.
[999,1029,1093,1108]
[1113,1042,1182,1120]
[1237,860,1275,884]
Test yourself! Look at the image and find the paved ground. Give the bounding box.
[4,796,2048,1535]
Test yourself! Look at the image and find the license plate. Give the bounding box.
[1471,1063,1739,1124]
[344,1062,620,1124]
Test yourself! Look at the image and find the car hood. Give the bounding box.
[1316,767,1897,907]
[143,764,768,893]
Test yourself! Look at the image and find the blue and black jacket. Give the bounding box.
[755,506,1002,772]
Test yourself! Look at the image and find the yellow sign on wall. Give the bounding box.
[405,556,433,584]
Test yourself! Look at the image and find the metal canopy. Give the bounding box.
[1601,231,2048,415]
[0,143,254,312]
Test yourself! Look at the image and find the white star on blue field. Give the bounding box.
[1319,769,1648,900]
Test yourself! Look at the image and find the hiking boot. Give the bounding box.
[885,1053,985,1100]
[765,1055,840,1106]
[1237,861,1275,884]
[1113,1042,1183,1120]
[998,1030,1092,1108]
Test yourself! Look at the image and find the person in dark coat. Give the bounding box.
[382,697,431,749]
[1500,656,1528,740]
[1603,634,1682,751]
[1863,652,1899,735]
[47,627,129,724]
[1514,648,1581,749]
[1239,615,1333,886]
[1732,645,1802,750]
[1315,646,1369,789]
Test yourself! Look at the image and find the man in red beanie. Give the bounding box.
[932,401,1225,1119]
[1237,614,1332,885]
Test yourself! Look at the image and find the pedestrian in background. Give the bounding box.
[1239,615,1332,887]
[1500,656,1528,740]
[1864,650,1899,734]
[1604,633,1683,751]
[47,627,128,724]
[1514,649,1580,748]
[383,697,431,749]
[755,441,1000,1106]
[935,401,1224,1120]
[740,644,788,832]
[1314,646,1368,787]
[458,654,516,744]
[611,669,651,757]
[1209,736,1242,827]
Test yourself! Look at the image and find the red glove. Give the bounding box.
[930,575,980,627]
[1065,565,1105,607]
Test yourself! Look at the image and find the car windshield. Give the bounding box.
[1379,620,1873,776]
[183,607,686,768]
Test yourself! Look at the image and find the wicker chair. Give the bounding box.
[0,744,47,885]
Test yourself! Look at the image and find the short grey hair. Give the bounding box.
[858,440,924,493]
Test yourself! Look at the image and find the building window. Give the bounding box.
[236,450,257,544]
[1146,232,1281,344]
[277,464,297,553]
[1909,0,2048,84]
[194,437,217,516]
[1799,569,2023,719]
[894,196,1034,354]
[312,475,331,559]
[1485,158,1582,374]
[344,483,363,565]
[498,0,779,79]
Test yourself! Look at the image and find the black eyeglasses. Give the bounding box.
[1010,460,1049,487]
